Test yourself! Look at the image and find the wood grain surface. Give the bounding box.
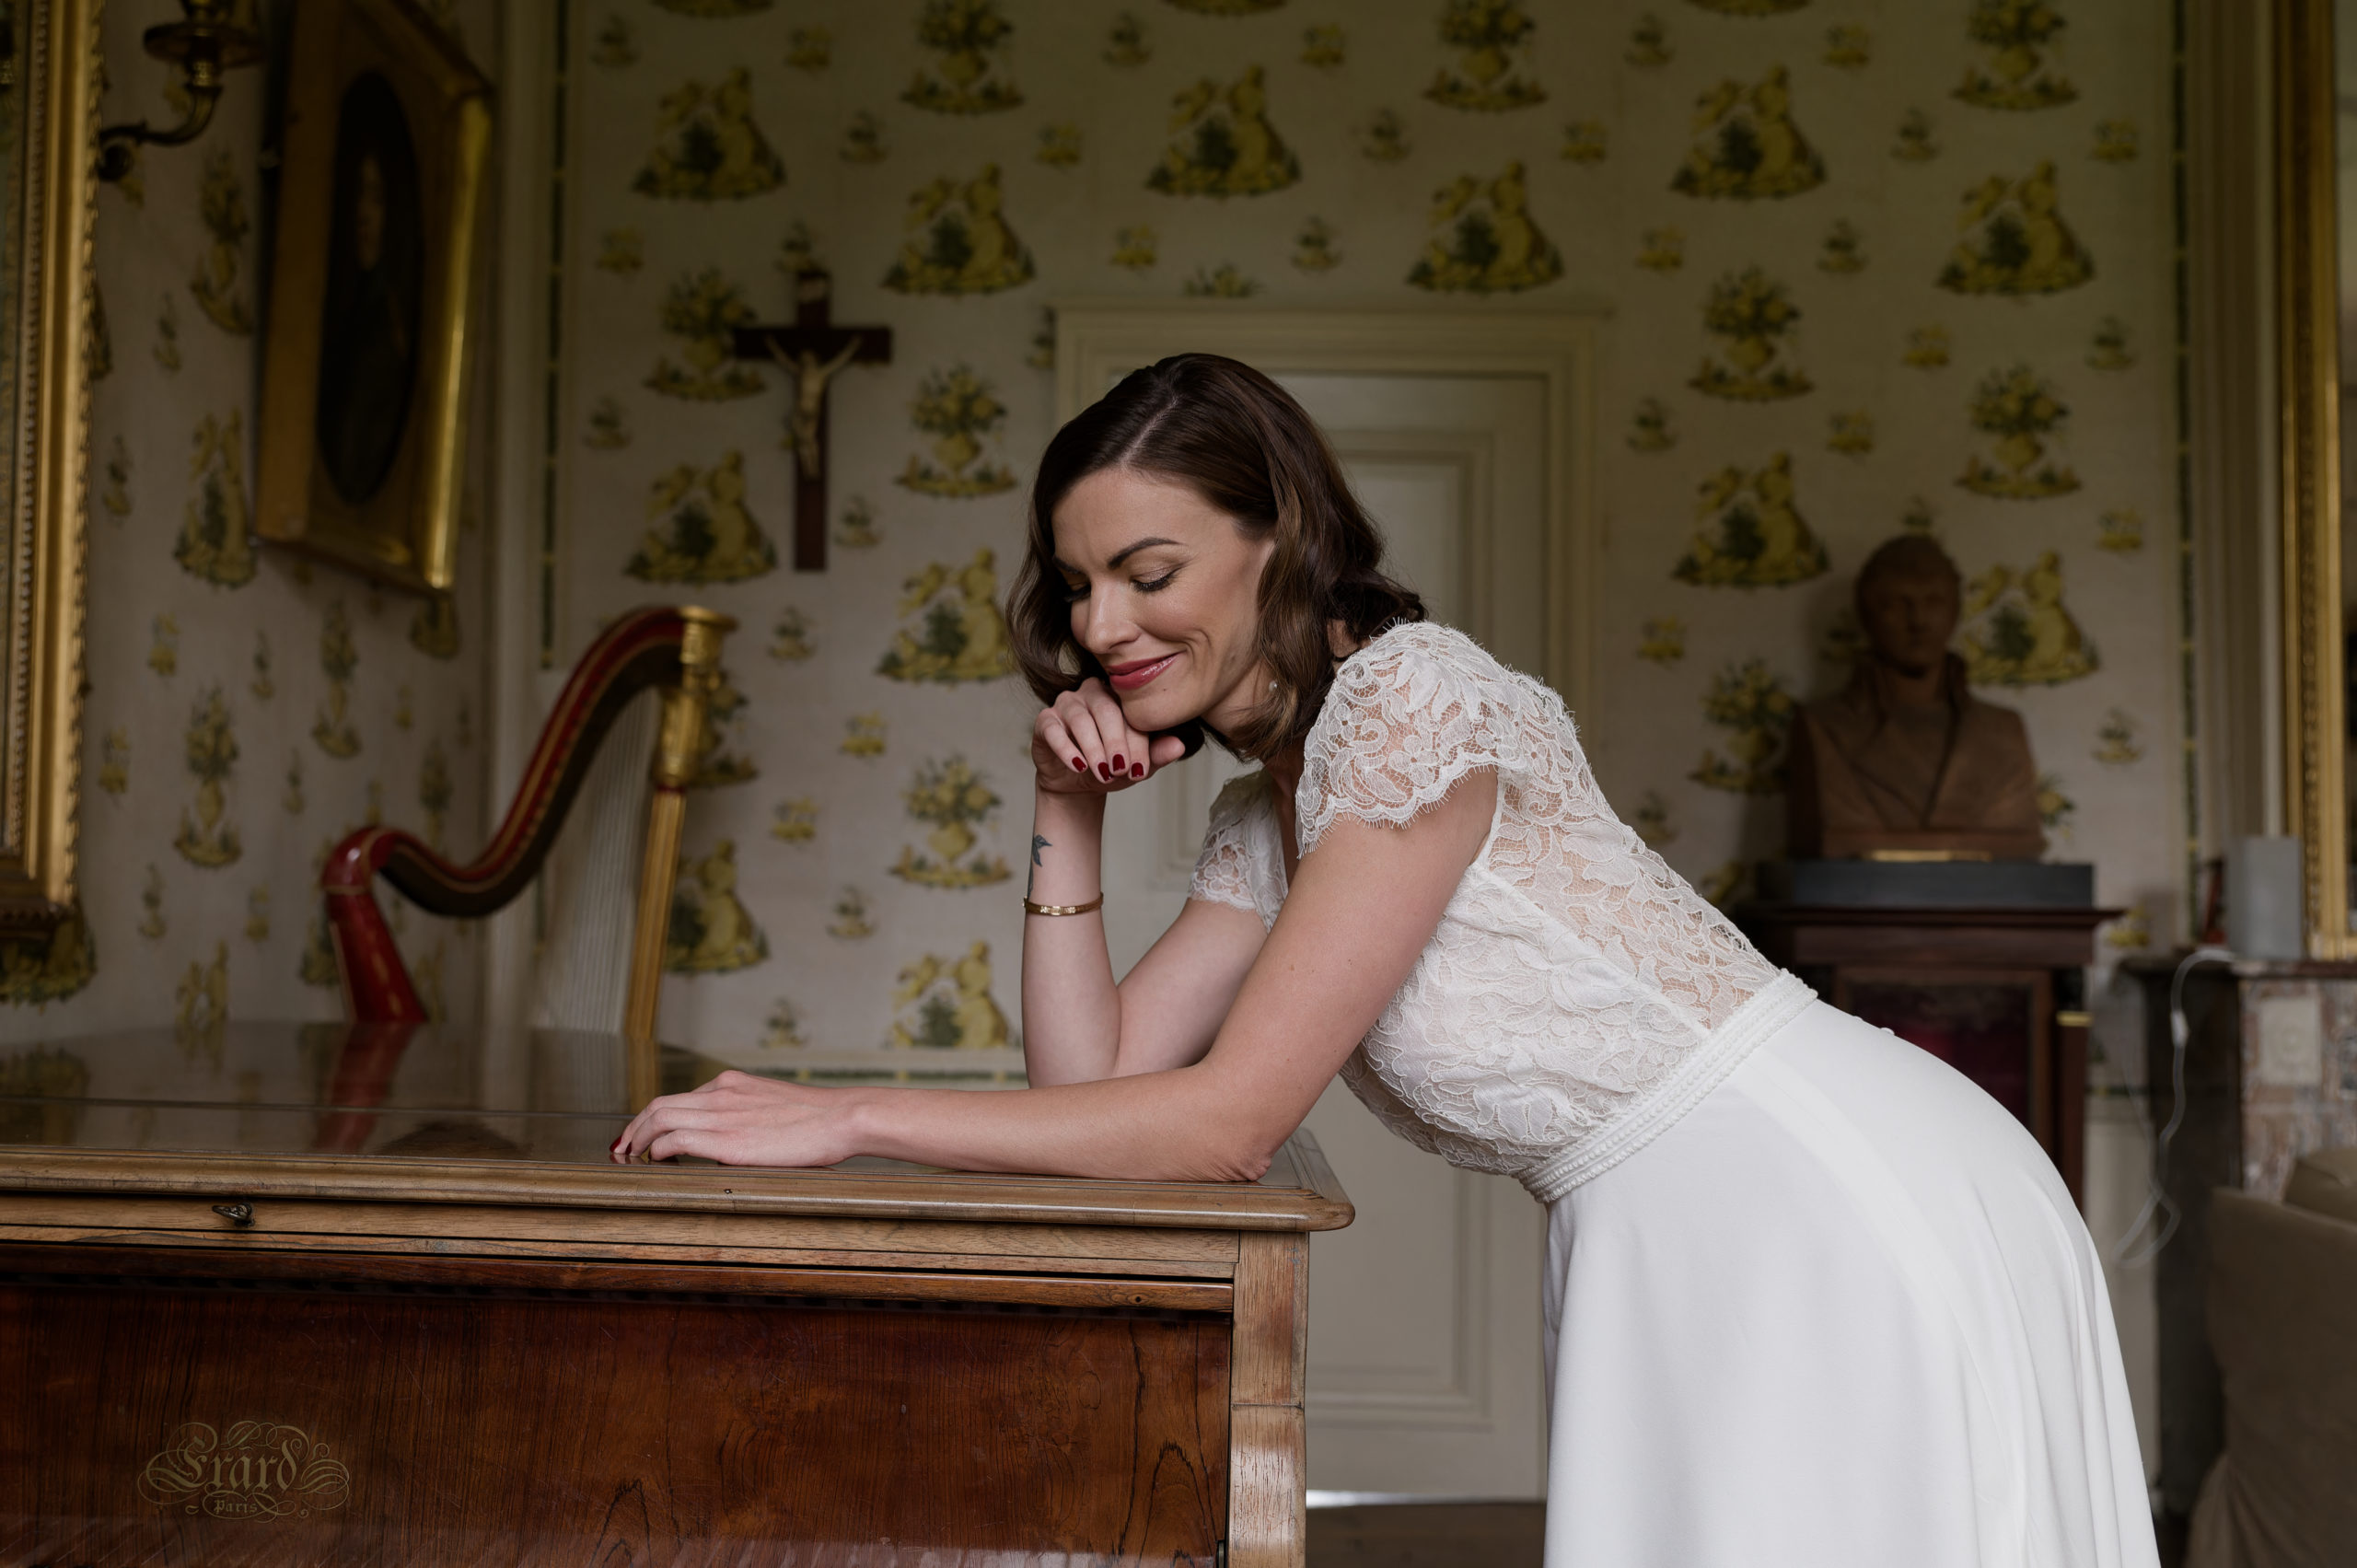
[0,1191,1244,1278]
[1,1260,1229,1565]
[0,1241,1233,1311]
[1229,1234,1310,1568]
[0,1135,1353,1234]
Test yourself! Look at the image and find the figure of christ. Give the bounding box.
[780,338,862,476]
[1787,533,2047,860]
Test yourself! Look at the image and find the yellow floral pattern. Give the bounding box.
[1426,2,1546,112]
[666,841,770,972]
[885,166,1034,295]
[1149,67,1301,198]
[1962,552,2099,685]
[1690,660,1794,795]
[1672,67,1825,200]
[1409,163,1561,294]
[1960,365,2079,498]
[890,942,1012,1049]
[1674,454,1828,587]
[877,549,1015,684]
[626,451,777,583]
[633,70,785,200]
[1938,162,2092,296]
[892,756,1011,889]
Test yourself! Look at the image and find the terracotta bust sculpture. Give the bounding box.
[1787,535,2046,860]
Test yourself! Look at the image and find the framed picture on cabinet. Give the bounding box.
[256,0,490,595]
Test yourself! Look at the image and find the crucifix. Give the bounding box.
[731,266,893,571]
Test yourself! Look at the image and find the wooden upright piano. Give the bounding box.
[0,1022,1351,1565]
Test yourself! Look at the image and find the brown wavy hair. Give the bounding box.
[1007,354,1425,761]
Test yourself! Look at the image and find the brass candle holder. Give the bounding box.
[97,0,267,184]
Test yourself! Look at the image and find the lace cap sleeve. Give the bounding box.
[1297,623,1525,855]
[1188,769,1276,921]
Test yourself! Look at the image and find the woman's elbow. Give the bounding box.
[1152,1065,1288,1183]
[1178,1113,1281,1183]
[1192,1140,1275,1184]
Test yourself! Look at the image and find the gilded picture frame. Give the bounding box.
[0,0,102,930]
[256,0,490,595]
[2274,0,2351,956]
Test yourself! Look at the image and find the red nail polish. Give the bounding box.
[1072,757,1086,772]
[1097,763,1110,780]
[1131,763,1145,778]
[1111,754,1125,771]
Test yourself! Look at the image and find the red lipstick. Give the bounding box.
[1106,651,1180,691]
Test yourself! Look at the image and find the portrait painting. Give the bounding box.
[257,0,489,594]
[316,72,426,510]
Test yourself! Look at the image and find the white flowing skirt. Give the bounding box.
[1541,997,2158,1568]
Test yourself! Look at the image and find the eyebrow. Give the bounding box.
[1054,536,1184,575]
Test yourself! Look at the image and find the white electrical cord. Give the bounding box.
[2111,945,2235,1267]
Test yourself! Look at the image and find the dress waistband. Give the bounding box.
[1519,971,1818,1203]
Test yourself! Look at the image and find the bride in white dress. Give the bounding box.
[614,354,2159,1568]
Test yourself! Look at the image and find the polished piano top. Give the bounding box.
[0,1022,1352,1231]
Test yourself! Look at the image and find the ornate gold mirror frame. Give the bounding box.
[2277,0,2356,956]
[0,0,101,929]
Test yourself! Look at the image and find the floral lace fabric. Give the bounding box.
[1187,621,1789,1193]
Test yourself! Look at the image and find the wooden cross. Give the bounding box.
[731,267,893,572]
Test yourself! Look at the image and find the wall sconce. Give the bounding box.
[97,0,266,184]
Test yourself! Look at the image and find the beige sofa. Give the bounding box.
[2186,1146,2357,1568]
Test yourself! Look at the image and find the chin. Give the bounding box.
[1118,692,1193,732]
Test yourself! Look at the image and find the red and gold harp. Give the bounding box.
[319,605,735,1047]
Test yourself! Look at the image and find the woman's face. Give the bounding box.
[1050,466,1275,738]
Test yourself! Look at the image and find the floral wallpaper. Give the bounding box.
[0,0,501,1045]
[0,0,2183,1081]
[543,0,2182,1065]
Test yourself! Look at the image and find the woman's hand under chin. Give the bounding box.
[1032,676,1192,796]
[610,1070,861,1167]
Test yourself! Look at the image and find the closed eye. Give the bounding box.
[1064,569,1178,603]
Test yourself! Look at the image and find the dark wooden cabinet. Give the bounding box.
[0,1025,1352,1566]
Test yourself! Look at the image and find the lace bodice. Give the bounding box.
[1187,621,1811,1201]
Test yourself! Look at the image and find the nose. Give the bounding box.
[1079,583,1135,657]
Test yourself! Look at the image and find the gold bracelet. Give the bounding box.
[1022,893,1105,916]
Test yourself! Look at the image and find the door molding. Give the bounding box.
[1307,1166,1496,1429]
[1051,302,1602,723]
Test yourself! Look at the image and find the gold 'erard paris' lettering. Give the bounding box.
[136,1421,351,1520]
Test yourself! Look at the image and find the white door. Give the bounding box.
[1097,371,1553,1498]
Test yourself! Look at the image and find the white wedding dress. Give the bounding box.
[1187,621,2157,1568]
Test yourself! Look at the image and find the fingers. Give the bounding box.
[1059,695,1113,781]
[1073,680,1160,783]
[647,1127,717,1164]
[610,1080,728,1162]
[1034,679,1172,790]
[1037,709,1090,779]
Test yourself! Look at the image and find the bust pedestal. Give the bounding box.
[1736,860,2113,1205]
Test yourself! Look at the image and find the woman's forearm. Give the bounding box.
[1018,788,1123,1086]
[844,1064,1273,1184]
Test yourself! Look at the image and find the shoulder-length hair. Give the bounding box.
[1007,354,1424,761]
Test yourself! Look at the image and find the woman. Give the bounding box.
[614,354,2157,1568]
